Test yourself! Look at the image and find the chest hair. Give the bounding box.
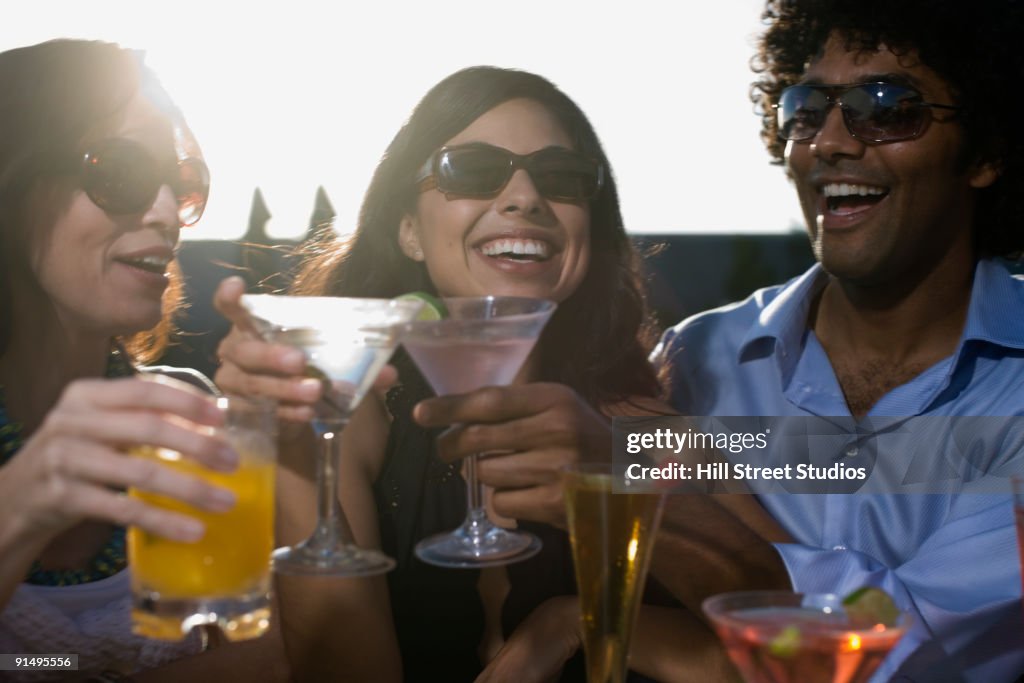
[832,357,933,417]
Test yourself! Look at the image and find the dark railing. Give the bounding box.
[160,187,817,378]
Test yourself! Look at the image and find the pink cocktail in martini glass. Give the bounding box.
[703,591,909,683]
[400,296,555,568]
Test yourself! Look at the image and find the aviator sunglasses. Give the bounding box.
[78,138,210,226]
[416,143,604,202]
[776,81,961,144]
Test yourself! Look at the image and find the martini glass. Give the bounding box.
[241,294,423,576]
[702,591,909,683]
[400,296,556,568]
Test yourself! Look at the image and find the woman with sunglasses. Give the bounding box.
[214,67,733,681]
[0,40,287,681]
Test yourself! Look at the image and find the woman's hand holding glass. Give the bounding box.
[0,375,238,547]
[213,277,398,425]
[212,277,324,424]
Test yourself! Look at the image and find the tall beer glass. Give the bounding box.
[563,463,665,683]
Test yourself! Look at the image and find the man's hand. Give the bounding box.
[475,596,580,683]
[413,383,611,528]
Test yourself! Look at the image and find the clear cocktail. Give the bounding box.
[129,396,276,641]
[242,294,423,576]
[703,591,909,683]
[401,296,555,568]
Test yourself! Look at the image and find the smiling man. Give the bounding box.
[655,0,1024,680]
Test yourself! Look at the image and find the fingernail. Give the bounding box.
[217,446,240,471]
[205,402,227,424]
[179,519,205,542]
[281,348,306,370]
[298,378,323,400]
[209,487,237,511]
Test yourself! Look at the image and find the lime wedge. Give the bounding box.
[396,291,447,320]
[304,365,328,381]
[769,624,801,658]
[843,587,900,627]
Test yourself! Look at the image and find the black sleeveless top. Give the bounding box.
[374,353,584,682]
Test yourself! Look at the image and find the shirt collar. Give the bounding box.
[959,258,1024,350]
[738,263,826,365]
[738,258,1024,365]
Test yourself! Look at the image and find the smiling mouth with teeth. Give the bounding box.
[822,183,889,213]
[479,238,552,261]
[117,255,171,274]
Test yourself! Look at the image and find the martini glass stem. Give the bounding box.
[309,418,349,549]
[463,454,488,539]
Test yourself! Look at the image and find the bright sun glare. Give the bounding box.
[9,0,803,241]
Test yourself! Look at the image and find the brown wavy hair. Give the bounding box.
[751,0,1024,258]
[293,66,661,406]
[0,39,193,364]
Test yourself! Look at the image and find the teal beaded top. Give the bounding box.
[0,347,135,586]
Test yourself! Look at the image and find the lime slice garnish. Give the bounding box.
[304,365,328,381]
[396,292,447,320]
[769,624,801,658]
[843,587,900,627]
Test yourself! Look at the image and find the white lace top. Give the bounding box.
[0,569,202,681]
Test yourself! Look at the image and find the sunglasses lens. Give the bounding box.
[437,146,513,196]
[779,84,930,143]
[82,139,209,226]
[83,141,160,214]
[528,148,602,200]
[844,84,927,142]
[435,145,600,201]
[778,86,828,141]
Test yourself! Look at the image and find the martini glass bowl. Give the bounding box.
[702,590,909,683]
[242,294,423,576]
[400,296,556,568]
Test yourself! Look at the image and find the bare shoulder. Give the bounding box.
[343,392,393,483]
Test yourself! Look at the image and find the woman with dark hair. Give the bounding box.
[0,40,287,681]
[215,66,723,681]
[291,66,658,406]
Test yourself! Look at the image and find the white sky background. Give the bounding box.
[5,0,805,241]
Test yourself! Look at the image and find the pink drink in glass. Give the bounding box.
[400,296,555,568]
[404,337,536,395]
[703,592,908,683]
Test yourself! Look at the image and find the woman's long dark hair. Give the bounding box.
[0,39,190,363]
[294,66,660,406]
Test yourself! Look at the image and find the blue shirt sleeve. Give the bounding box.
[775,493,1022,682]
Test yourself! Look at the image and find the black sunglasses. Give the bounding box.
[79,138,210,226]
[776,81,960,144]
[416,143,604,202]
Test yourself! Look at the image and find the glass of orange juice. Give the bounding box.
[128,396,277,641]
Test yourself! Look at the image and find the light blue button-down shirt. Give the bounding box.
[655,258,1024,682]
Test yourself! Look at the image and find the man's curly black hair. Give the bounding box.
[751,0,1024,258]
